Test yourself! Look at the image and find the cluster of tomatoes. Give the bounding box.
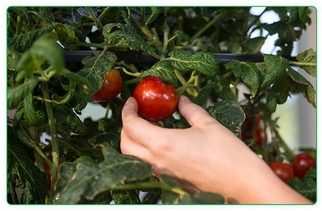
[269,152,316,183]
[241,113,316,183]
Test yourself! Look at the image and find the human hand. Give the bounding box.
[121,95,311,204]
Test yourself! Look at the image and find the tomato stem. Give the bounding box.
[273,128,296,162]
[86,7,103,30]
[191,12,223,41]
[120,67,140,77]
[41,82,59,203]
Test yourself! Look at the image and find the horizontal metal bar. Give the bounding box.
[64,50,297,63]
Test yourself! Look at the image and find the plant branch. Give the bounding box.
[191,12,223,41]
[98,7,111,22]
[41,82,59,203]
[273,127,296,162]
[86,7,103,30]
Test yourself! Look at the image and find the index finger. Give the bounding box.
[122,97,162,147]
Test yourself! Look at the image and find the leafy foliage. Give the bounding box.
[7,7,316,205]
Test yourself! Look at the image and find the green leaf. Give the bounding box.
[56,162,77,193]
[77,51,117,93]
[8,77,39,109]
[88,131,120,150]
[207,100,245,136]
[55,148,152,204]
[8,26,53,53]
[272,73,290,104]
[288,173,316,202]
[262,54,289,86]
[296,49,316,77]
[53,23,80,47]
[29,33,64,74]
[52,104,87,135]
[174,30,190,42]
[103,23,155,54]
[145,7,159,25]
[168,50,219,76]
[23,93,36,125]
[15,52,37,82]
[225,61,260,97]
[7,127,47,204]
[195,82,216,107]
[287,68,316,108]
[266,90,277,112]
[160,175,182,204]
[111,190,140,204]
[242,37,265,54]
[30,8,55,24]
[179,192,225,204]
[213,76,236,101]
[142,189,161,204]
[141,60,178,86]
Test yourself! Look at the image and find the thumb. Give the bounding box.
[178,95,215,127]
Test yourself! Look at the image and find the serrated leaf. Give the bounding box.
[242,37,265,54]
[88,131,120,150]
[77,51,117,93]
[54,23,80,47]
[111,190,140,204]
[160,174,182,204]
[7,127,47,204]
[23,93,36,125]
[296,49,316,77]
[8,77,39,109]
[266,90,277,112]
[56,162,77,193]
[55,148,152,204]
[263,54,289,86]
[195,82,216,106]
[15,52,37,82]
[207,100,245,136]
[52,104,87,135]
[168,50,219,76]
[288,176,316,202]
[287,67,316,108]
[145,7,159,25]
[8,26,53,53]
[174,30,190,42]
[225,61,259,97]
[103,23,155,54]
[141,60,177,86]
[179,192,225,204]
[30,7,55,24]
[213,76,236,101]
[272,73,290,104]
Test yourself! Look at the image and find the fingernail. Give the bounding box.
[180,95,190,102]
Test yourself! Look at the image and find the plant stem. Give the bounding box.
[191,12,223,41]
[244,8,267,38]
[174,69,187,86]
[262,119,269,162]
[78,42,106,48]
[112,182,187,195]
[58,139,83,157]
[289,61,316,66]
[120,67,141,77]
[273,128,296,162]
[105,104,110,119]
[87,7,103,30]
[98,7,111,22]
[125,78,141,85]
[41,82,59,203]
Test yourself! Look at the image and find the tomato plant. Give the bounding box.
[268,162,294,183]
[7,7,316,204]
[92,69,123,102]
[133,76,178,121]
[292,152,316,179]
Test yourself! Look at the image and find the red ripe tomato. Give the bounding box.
[133,76,178,121]
[241,129,264,146]
[92,69,122,101]
[268,162,294,183]
[243,114,261,128]
[292,152,316,179]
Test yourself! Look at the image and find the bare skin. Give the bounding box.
[121,95,312,204]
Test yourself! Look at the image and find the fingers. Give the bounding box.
[120,130,150,160]
[122,97,162,147]
[178,95,215,127]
